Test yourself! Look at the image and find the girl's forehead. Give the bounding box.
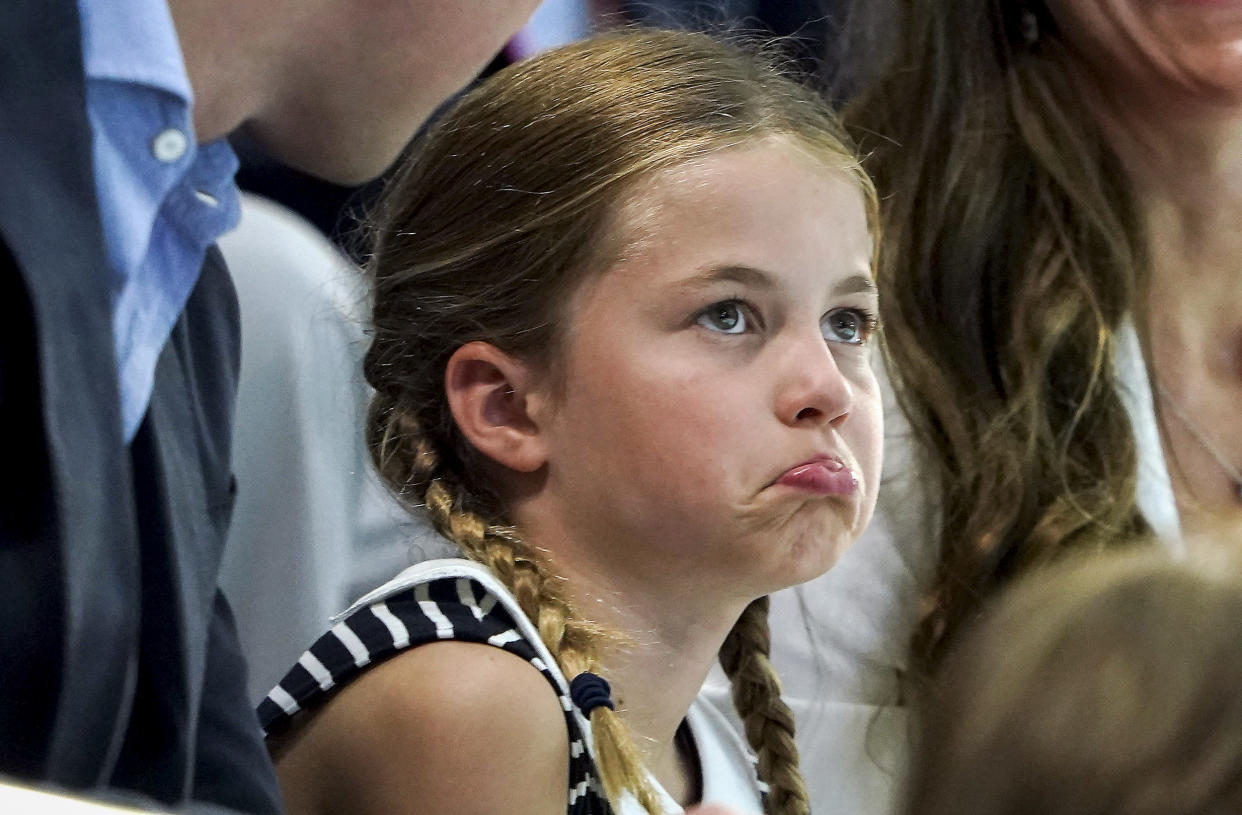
[607,138,865,263]
[571,147,874,319]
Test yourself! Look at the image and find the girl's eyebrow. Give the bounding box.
[677,265,878,297]
[835,274,878,297]
[680,264,777,291]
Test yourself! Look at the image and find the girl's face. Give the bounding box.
[532,137,882,602]
[1045,0,1242,106]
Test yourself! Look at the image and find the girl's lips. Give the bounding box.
[775,458,858,496]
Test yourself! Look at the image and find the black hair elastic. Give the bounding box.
[569,672,615,716]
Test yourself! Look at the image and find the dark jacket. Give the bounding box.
[0,2,280,811]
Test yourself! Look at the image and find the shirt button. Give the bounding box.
[152,128,188,163]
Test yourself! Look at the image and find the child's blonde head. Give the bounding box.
[363,28,876,815]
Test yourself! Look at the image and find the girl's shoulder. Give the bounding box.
[259,558,558,734]
[263,559,614,814]
[273,632,572,815]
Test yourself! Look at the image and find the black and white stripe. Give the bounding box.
[259,569,613,814]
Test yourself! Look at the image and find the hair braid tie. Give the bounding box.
[569,672,615,715]
[414,473,662,812]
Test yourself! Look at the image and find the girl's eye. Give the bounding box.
[822,308,876,345]
[696,301,748,334]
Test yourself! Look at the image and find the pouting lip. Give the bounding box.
[768,454,852,487]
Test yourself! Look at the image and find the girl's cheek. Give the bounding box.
[835,349,878,383]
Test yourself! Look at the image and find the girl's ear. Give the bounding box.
[444,341,548,473]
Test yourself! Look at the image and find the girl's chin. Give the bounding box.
[762,528,859,593]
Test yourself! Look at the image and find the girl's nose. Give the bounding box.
[775,333,854,429]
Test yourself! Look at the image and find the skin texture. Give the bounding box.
[1047,0,1242,526]
[273,641,569,815]
[1047,0,1242,105]
[519,138,881,608]
[168,0,542,183]
[275,139,881,814]
[451,137,881,799]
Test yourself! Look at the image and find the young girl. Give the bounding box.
[258,29,881,815]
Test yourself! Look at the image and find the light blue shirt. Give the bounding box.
[79,0,241,442]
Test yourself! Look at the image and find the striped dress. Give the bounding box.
[259,558,613,814]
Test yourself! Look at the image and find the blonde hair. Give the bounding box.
[363,28,876,815]
[908,542,1242,815]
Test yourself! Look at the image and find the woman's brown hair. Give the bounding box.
[907,544,1242,815]
[843,0,1150,677]
[362,28,877,815]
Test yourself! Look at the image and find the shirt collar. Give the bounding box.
[77,0,193,103]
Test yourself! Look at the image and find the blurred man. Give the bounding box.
[0,0,539,811]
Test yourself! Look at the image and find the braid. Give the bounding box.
[589,705,663,815]
[372,400,663,813]
[367,391,439,504]
[719,597,810,815]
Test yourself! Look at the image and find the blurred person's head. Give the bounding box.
[906,542,1242,815]
[169,0,543,184]
[849,0,1242,681]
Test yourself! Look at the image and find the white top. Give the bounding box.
[342,559,766,815]
[703,319,1181,814]
[674,700,767,815]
